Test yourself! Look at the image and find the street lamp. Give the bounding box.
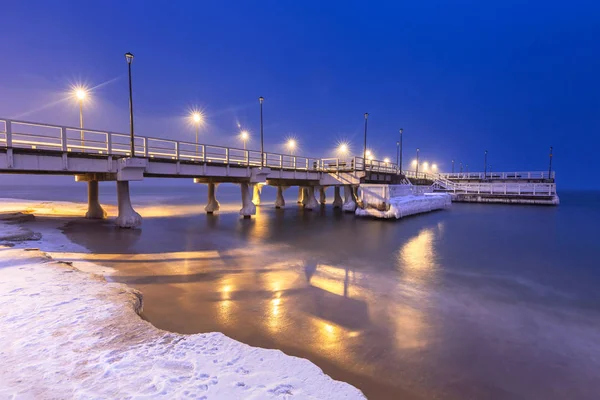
[287,138,296,155]
[191,111,203,155]
[240,130,249,150]
[398,128,403,173]
[125,52,135,157]
[432,163,438,172]
[452,159,455,173]
[73,86,88,147]
[363,113,369,171]
[423,161,429,172]
[548,146,553,180]
[416,148,420,175]
[484,150,488,178]
[259,96,264,167]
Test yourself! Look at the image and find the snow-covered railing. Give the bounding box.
[440,171,555,180]
[437,182,557,196]
[0,118,402,175]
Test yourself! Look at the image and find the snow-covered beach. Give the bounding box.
[0,201,364,399]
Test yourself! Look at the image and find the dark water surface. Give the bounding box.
[5,184,600,399]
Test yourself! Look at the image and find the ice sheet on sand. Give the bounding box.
[355,193,451,219]
[0,248,364,399]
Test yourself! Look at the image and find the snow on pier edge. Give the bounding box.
[0,213,364,399]
[355,193,451,219]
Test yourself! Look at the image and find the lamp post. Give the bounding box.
[548,146,553,180]
[287,139,296,156]
[125,52,135,157]
[240,130,249,150]
[484,150,488,179]
[460,162,463,173]
[452,159,455,173]
[363,113,369,171]
[259,96,264,167]
[416,148,420,175]
[399,128,403,173]
[191,112,202,155]
[74,88,87,148]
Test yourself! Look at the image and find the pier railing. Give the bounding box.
[0,118,399,175]
[439,171,555,180]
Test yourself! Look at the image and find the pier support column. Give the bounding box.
[332,186,343,209]
[240,182,256,219]
[252,184,262,205]
[319,186,327,205]
[85,180,107,219]
[275,186,286,209]
[297,187,305,204]
[115,181,142,228]
[205,183,220,214]
[342,185,357,212]
[304,186,319,210]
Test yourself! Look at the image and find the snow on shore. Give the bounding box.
[0,208,364,399]
[356,193,451,219]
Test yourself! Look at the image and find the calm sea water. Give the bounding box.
[3,183,600,399]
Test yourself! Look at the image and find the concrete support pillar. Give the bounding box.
[319,186,327,205]
[332,186,343,209]
[297,187,304,204]
[252,184,262,205]
[115,181,142,228]
[275,186,286,209]
[240,182,256,218]
[85,180,107,219]
[301,187,310,206]
[304,186,319,210]
[205,182,220,214]
[342,185,357,212]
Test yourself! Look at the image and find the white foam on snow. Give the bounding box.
[0,200,365,399]
[355,193,451,219]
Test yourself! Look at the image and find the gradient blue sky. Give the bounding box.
[1,0,599,189]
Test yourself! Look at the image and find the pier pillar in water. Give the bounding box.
[85,180,107,219]
[252,184,262,205]
[301,187,310,206]
[297,187,304,204]
[205,182,220,214]
[319,186,327,205]
[304,186,319,210]
[332,186,343,209]
[115,181,142,228]
[240,182,256,218]
[342,185,357,212]
[275,186,286,209]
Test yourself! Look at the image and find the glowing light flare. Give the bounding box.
[240,130,249,141]
[432,163,438,171]
[384,157,390,163]
[287,139,296,150]
[422,162,429,171]
[411,159,418,167]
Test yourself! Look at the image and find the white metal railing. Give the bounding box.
[0,117,403,175]
[434,181,556,196]
[440,171,555,180]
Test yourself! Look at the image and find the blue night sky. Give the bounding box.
[1,0,599,189]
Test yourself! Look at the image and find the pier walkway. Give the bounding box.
[0,117,559,227]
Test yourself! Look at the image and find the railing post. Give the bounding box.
[225,148,230,165]
[107,133,112,155]
[245,150,249,166]
[533,184,536,195]
[144,137,149,158]
[61,127,68,152]
[175,141,180,160]
[5,120,12,148]
[202,145,206,163]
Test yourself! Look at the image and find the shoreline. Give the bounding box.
[0,200,365,399]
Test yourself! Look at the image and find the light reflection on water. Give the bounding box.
[42,190,600,400]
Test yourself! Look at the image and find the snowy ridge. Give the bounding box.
[355,193,451,219]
